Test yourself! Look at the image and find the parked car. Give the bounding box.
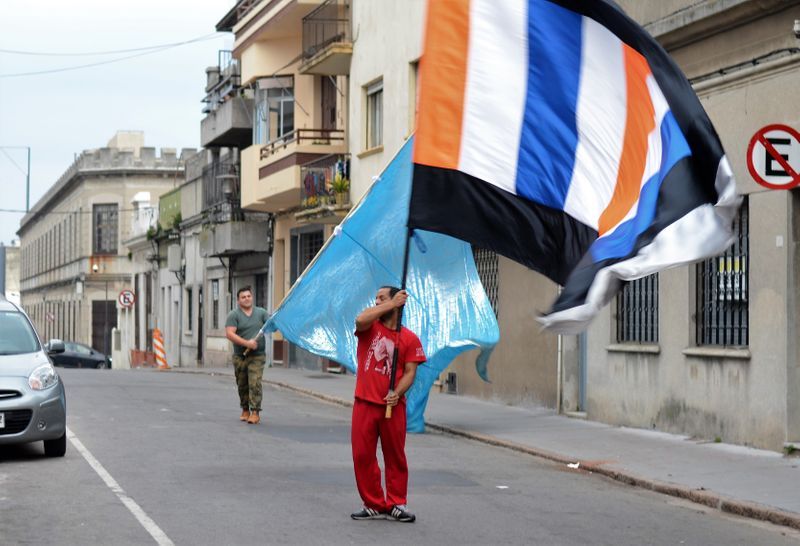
[49,342,111,369]
[0,298,67,457]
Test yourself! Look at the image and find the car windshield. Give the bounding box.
[0,311,40,355]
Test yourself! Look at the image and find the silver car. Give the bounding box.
[0,298,67,457]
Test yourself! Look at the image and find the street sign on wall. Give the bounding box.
[746,124,800,190]
[118,289,136,309]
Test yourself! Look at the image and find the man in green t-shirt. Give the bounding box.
[225,286,270,424]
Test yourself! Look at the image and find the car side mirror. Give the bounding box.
[47,339,65,354]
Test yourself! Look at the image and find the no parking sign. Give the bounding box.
[118,289,136,308]
[746,124,800,190]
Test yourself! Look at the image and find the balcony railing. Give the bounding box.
[260,128,345,159]
[203,159,240,211]
[203,50,242,114]
[302,0,351,60]
[299,154,350,210]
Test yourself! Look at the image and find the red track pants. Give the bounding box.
[351,398,408,512]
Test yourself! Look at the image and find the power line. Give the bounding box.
[0,33,222,57]
[0,207,153,215]
[0,34,223,78]
[0,148,28,176]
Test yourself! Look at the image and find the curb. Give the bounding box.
[171,368,800,532]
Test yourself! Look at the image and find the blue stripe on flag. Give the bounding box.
[515,0,583,210]
[590,111,691,262]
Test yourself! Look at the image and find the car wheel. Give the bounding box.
[44,432,67,457]
[95,361,108,370]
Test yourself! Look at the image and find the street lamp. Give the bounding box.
[92,263,109,356]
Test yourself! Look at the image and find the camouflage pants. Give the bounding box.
[233,354,266,411]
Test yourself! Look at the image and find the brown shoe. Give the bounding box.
[246,411,260,425]
[240,409,250,421]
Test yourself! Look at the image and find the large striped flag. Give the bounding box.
[409,0,741,333]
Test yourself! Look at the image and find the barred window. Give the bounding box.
[696,199,749,346]
[472,247,499,317]
[300,230,323,270]
[616,274,659,343]
[93,204,118,255]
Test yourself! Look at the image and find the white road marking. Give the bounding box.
[67,427,174,546]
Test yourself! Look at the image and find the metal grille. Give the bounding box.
[472,247,499,317]
[0,409,32,435]
[302,0,351,60]
[0,390,21,400]
[300,231,324,274]
[696,199,749,346]
[202,158,240,210]
[92,204,118,255]
[616,274,659,343]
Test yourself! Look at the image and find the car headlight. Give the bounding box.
[29,364,59,390]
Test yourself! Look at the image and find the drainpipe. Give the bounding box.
[266,213,275,366]
[555,285,563,414]
[556,333,562,414]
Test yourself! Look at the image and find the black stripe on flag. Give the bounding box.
[408,164,597,286]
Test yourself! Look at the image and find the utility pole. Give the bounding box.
[26,147,30,212]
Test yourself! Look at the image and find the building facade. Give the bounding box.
[17,131,193,362]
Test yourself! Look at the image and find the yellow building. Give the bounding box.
[218,0,352,367]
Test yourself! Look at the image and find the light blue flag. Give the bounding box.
[263,138,499,432]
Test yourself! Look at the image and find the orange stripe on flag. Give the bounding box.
[413,0,470,169]
[598,46,655,236]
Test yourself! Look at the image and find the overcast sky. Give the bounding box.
[0,0,234,245]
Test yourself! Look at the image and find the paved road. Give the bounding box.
[1,369,798,545]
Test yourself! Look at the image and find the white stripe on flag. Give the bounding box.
[458,0,528,195]
[563,17,627,230]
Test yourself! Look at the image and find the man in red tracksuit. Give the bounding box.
[350,286,426,523]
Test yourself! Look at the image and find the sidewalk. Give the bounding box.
[169,365,800,531]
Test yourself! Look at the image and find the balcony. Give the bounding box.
[299,0,352,75]
[199,220,271,258]
[295,154,351,224]
[241,128,346,213]
[202,159,241,213]
[201,51,253,148]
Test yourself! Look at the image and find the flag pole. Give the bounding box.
[386,228,413,419]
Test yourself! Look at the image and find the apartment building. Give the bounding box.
[17,131,193,360]
[218,0,352,368]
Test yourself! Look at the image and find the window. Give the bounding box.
[211,280,220,329]
[254,76,294,145]
[0,311,40,355]
[255,273,268,309]
[365,79,383,149]
[616,274,659,343]
[290,227,324,284]
[186,287,193,333]
[472,246,499,317]
[696,199,749,346]
[93,204,118,255]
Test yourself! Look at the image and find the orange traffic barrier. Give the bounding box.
[153,328,170,370]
